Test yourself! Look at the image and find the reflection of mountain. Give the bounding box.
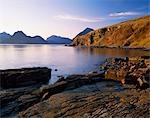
[72,15,150,48]
[0,31,47,44]
[46,35,72,44]
[75,47,149,57]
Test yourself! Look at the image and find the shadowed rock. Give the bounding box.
[39,72,105,100]
[0,72,105,117]
[0,67,51,89]
[0,85,41,117]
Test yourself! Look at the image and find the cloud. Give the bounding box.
[54,14,104,23]
[109,12,140,17]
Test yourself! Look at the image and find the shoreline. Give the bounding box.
[68,45,150,51]
[0,56,149,117]
[0,44,149,51]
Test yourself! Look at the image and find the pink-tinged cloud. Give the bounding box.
[55,14,105,23]
[109,12,140,17]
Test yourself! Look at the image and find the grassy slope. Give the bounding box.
[72,15,150,48]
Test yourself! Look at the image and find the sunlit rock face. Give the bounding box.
[72,15,150,48]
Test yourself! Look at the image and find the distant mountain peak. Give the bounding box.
[47,35,72,44]
[0,31,47,44]
[13,31,27,37]
[84,27,94,31]
[76,28,94,37]
[33,35,43,39]
[0,31,72,44]
[0,32,11,39]
[1,32,9,34]
[49,35,60,38]
[49,35,68,39]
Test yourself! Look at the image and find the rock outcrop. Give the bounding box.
[103,57,150,89]
[0,85,41,117]
[72,15,150,48]
[17,57,148,118]
[0,72,105,117]
[17,82,149,118]
[0,67,51,117]
[38,72,105,100]
[0,67,51,89]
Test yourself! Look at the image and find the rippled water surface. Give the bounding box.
[0,44,149,83]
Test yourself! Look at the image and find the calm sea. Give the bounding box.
[0,44,149,83]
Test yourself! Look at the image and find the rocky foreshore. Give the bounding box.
[0,67,51,117]
[103,56,150,89]
[0,57,149,118]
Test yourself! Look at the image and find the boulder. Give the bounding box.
[0,67,51,89]
[105,68,127,84]
[104,57,149,89]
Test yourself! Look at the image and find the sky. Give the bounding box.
[0,0,149,39]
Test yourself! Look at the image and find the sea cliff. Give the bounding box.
[72,15,150,48]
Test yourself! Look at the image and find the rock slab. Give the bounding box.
[0,67,51,89]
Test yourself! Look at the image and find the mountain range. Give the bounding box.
[47,35,72,44]
[1,15,149,48]
[0,31,72,44]
[72,15,150,48]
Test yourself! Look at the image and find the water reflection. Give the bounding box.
[0,44,149,83]
[76,47,149,57]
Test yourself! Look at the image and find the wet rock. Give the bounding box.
[0,67,51,89]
